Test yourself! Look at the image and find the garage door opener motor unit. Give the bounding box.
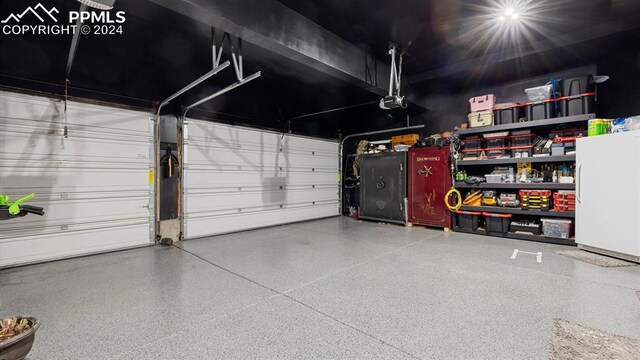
[380,44,409,110]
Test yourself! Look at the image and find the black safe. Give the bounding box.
[359,152,407,224]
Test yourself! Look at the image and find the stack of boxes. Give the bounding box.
[467,94,496,128]
[510,130,535,158]
[520,190,551,211]
[553,191,576,212]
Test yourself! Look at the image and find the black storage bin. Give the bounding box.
[483,212,511,236]
[511,133,534,147]
[359,152,407,224]
[486,148,510,158]
[455,211,481,231]
[563,75,594,96]
[462,150,483,159]
[510,220,542,235]
[485,137,507,148]
[560,93,595,117]
[494,104,524,124]
[512,147,533,158]
[526,99,557,121]
[462,137,484,150]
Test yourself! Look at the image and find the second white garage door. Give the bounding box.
[182,119,339,239]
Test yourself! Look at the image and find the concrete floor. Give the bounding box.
[1,217,639,359]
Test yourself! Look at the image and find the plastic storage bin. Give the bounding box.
[484,174,504,183]
[462,137,484,150]
[512,146,533,158]
[541,218,573,239]
[525,85,553,102]
[469,94,496,112]
[494,103,524,124]
[562,75,594,96]
[485,136,508,149]
[511,131,534,146]
[525,99,557,121]
[461,150,483,160]
[560,92,595,117]
[455,211,481,231]
[486,148,510,158]
[510,220,542,235]
[468,111,494,128]
[482,212,511,236]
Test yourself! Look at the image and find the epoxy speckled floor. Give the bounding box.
[1,217,639,359]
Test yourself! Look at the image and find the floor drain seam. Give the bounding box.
[174,245,282,295]
[282,294,423,360]
[281,233,442,295]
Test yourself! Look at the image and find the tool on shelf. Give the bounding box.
[497,193,520,207]
[481,190,497,206]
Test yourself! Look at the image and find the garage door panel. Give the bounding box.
[185,170,337,188]
[0,224,151,266]
[185,203,338,239]
[183,119,338,239]
[1,196,150,236]
[185,145,336,169]
[1,97,151,136]
[0,91,153,268]
[186,188,337,211]
[1,168,150,190]
[2,131,151,163]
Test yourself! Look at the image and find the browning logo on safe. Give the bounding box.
[416,156,441,162]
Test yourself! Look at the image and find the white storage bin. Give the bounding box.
[484,174,504,183]
[542,218,573,239]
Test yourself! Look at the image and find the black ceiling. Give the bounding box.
[277,0,640,77]
[2,0,640,138]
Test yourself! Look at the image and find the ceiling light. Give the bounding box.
[504,8,514,16]
[510,12,519,19]
[77,0,116,10]
[497,15,506,21]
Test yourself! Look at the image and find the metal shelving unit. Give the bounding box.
[452,114,591,246]
[454,182,575,190]
[453,227,576,246]
[458,205,575,218]
[457,155,575,166]
[456,113,595,136]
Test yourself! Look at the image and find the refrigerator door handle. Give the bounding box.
[577,164,582,203]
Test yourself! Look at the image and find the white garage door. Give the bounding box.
[0,91,154,268]
[183,119,339,239]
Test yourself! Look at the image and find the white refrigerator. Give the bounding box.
[576,131,640,262]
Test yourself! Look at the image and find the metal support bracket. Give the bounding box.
[212,28,246,81]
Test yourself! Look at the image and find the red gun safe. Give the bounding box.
[408,147,452,229]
